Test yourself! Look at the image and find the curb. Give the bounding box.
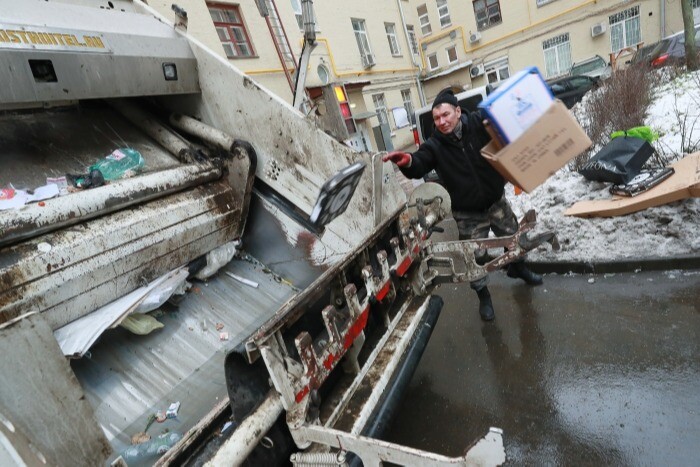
[526,255,700,275]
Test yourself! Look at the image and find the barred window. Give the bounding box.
[542,33,571,78]
[609,6,641,52]
[372,93,390,127]
[401,89,416,125]
[406,25,419,56]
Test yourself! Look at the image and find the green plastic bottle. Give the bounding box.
[89,148,145,181]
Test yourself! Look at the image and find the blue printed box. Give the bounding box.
[478,67,554,144]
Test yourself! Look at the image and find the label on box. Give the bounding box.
[481,100,592,193]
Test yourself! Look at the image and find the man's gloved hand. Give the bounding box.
[382,151,412,167]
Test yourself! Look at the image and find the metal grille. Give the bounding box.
[372,93,389,127]
[609,5,639,25]
[542,34,571,78]
[610,6,640,52]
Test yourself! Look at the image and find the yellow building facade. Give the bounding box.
[150,0,691,152]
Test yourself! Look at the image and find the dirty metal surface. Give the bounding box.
[0,105,180,189]
[0,313,111,466]
[70,254,296,465]
[0,180,244,329]
[385,269,700,465]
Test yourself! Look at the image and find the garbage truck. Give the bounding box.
[0,1,557,465]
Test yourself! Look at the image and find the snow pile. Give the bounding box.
[506,70,700,263]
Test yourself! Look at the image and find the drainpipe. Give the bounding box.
[660,0,666,38]
[396,0,426,107]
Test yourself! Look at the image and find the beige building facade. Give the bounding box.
[150,0,694,152]
[408,0,691,101]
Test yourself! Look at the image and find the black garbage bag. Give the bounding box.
[578,136,655,184]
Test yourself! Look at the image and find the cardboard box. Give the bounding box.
[478,67,554,144]
[481,100,592,193]
[564,151,700,217]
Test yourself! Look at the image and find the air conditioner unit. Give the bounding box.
[361,53,375,69]
[469,32,482,44]
[470,64,484,78]
[591,22,606,37]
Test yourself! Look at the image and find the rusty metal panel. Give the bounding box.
[0,313,111,466]
[0,180,246,329]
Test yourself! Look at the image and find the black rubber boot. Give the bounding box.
[507,262,543,285]
[476,286,495,321]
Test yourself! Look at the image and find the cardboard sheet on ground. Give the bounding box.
[54,268,188,358]
[565,152,700,217]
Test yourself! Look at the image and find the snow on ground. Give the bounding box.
[505,70,700,263]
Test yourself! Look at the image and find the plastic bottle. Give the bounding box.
[89,148,145,181]
[120,432,182,463]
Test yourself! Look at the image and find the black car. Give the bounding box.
[546,75,600,109]
[646,24,700,68]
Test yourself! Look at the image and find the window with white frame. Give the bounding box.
[609,6,641,52]
[485,57,509,84]
[437,0,451,28]
[542,33,572,78]
[352,19,375,67]
[372,93,390,127]
[406,25,419,56]
[473,0,502,31]
[418,4,432,35]
[208,4,255,58]
[428,53,439,70]
[401,89,416,125]
[446,45,458,64]
[385,23,402,56]
[290,0,319,31]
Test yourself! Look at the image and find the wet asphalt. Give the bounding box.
[383,268,700,466]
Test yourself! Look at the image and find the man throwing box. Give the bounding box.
[383,88,542,321]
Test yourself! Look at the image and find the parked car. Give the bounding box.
[628,41,661,68]
[569,54,612,80]
[648,24,700,68]
[546,75,600,109]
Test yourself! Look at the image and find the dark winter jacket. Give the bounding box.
[400,111,506,212]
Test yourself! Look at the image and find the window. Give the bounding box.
[446,45,458,64]
[418,4,432,35]
[437,0,451,28]
[406,25,419,56]
[609,6,641,52]
[352,19,375,67]
[372,93,390,128]
[542,33,572,78]
[209,4,255,58]
[536,0,558,6]
[473,0,502,31]
[485,57,509,84]
[401,89,415,125]
[385,23,402,56]
[428,53,439,70]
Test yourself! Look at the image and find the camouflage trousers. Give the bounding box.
[452,194,520,290]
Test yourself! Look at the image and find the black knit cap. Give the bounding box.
[432,87,459,109]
